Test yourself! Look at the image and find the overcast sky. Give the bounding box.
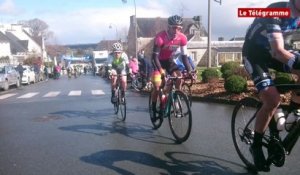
[0,0,282,45]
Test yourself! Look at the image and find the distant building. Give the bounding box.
[0,23,47,65]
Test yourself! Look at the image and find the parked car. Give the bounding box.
[22,65,35,85]
[0,65,20,91]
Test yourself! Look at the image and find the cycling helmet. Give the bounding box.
[168,15,183,26]
[112,42,123,52]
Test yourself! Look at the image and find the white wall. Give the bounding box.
[9,24,42,54]
[0,42,11,57]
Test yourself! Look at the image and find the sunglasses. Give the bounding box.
[169,25,182,30]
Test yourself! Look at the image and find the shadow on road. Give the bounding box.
[53,109,179,144]
[80,149,251,175]
[58,119,178,145]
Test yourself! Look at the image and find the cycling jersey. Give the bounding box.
[155,31,188,61]
[107,52,129,74]
[242,1,300,91]
[243,2,300,57]
[152,30,189,74]
[173,54,195,71]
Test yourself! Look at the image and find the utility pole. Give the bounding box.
[122,0,138,59]
[207,0,222,68]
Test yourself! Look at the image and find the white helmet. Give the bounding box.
[112,42,123,52]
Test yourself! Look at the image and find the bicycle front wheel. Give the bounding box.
[181,83,192,107]
[231,97,261,170]
[118,90,126,121]
[168,90,192,143]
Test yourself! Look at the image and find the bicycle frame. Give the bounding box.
[160,75,183,118]
[250,102,300,155]
[282,118,300,154]
[111,73,127,121]
[232,83,300,170]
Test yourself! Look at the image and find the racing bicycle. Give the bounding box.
[149,74,192,143]
[112,74,127,121]
[231,83,300,172]
[130,72,152,92]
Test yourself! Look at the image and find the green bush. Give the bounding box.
[201,68,220,83]
[224,75,247,94]
[222,69,235,80]
[274,72,294,85]
[221,61,240,75]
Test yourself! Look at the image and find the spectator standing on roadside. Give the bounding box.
[138,50,153,90]
[16,63,24,85]
[44,65,49,81]
[128,56,139,74]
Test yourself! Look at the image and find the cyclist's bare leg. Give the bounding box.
[110,71,117,90]
[110,70,117,102]
[252,86,280,172]
[256,87,281,133]
[121,75,127,97]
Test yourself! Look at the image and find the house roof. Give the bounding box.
[5,31,28,54]
[135,17,208,38]
[0,31,9,42]
[229,37,245,41]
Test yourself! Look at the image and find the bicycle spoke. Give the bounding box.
[168,91,192,143]
[181,83,192,106]
[231,97,261,170]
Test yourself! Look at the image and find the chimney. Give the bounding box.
[218,37,224,41]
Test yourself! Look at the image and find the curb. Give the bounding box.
[191,96,239,105]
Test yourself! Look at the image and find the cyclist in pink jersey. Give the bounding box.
[150,15,192,122]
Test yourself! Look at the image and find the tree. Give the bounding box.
[19,18,53,41]
[46,44,67,58]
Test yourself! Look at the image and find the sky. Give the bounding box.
[0,0,282,45]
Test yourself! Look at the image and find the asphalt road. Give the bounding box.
[0,74,299,175]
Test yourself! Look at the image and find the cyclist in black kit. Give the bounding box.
[242,0,300,172]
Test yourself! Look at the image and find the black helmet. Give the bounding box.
[168,15,183,26]
[112,42,123,52]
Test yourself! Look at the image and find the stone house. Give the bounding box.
[126,15,244,67]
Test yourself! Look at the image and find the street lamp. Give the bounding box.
[109,23,119,40]
[122,0,138,59]
[207,0,222,67]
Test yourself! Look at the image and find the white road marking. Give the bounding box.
[0,93,17,100]
[68,90,81,96]
[0,89,107,100]
[91,90,105,95]
[43,91,61,97]
[17,92,39,98]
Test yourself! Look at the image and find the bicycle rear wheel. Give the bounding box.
[181,83,192,107]
[118,90,126,121]
[231,97,261,171]
[168,90,192,143]
[148,89,163,129]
